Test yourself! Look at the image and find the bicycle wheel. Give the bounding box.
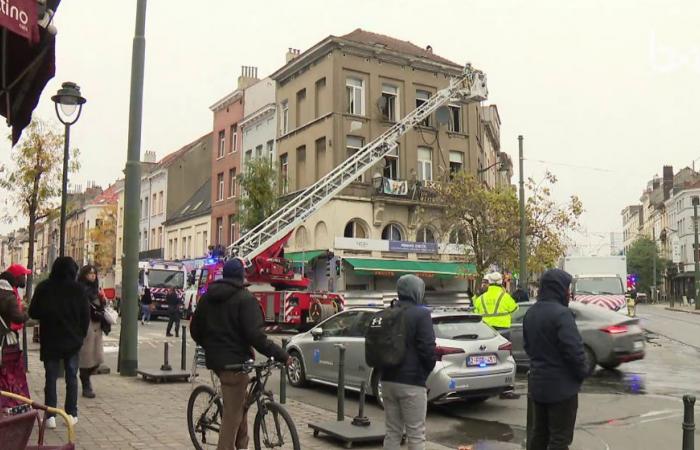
[187,384,223,449]
[253,401,301,450]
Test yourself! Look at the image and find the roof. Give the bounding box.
[163,179,211,226]
[150,132,212,174]
[88,180,123,206]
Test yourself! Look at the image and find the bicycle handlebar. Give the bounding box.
[222,358,283,373]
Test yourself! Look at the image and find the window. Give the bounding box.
[230,124,237,153]
[418,147,433,181]
[319,311,362,337]
[152,194,157,215]
[216,218,223,245]
[296,146,307,189]
[380,84,399,121]
[416,90,432,127]
[315,77,326,118]
[151,228,156,248]
[281,100,289,134]
[217,130,225,158]
[182,238,187,259]
[158,227,163,248]
[143,229,148,250]
[416,227,436,243]
[384,145,399,180]
[296,88,306,127]
[256,145,263,159]
[382,224,403,241]
[229,168,236,198]
[449,151,464,176]
[280,154,289,194]
[158,191,164,213]
[345,78,364,115]
[315,137,326,181]
[202,231,208,253]
[216,173,224,201]
[448,104,462,133]
[346,136,365,182]
[143,197,149,217]
[173,238,178,258]
[245,150,252,162]
[229,214,236,245]
[344,220,367,239]
[266,140,274,159]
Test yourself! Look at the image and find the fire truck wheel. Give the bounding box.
[309,303,336,324]
[287,351,309,387]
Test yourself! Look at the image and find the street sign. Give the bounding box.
[672,240,682,263]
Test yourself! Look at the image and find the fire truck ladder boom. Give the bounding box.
[228,63,488,262]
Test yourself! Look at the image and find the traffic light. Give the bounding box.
[335,258,342,276]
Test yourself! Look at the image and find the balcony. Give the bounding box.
[372,177,441,204]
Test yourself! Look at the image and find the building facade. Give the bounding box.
[241,77,277,173]
[621,205,643,254]
[163,179,212,261]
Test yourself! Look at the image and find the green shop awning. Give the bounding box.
[344,258,476,279]
[284,250,327,264]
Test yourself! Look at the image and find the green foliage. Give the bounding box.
[626,237,665,294]
[239,158,278,232]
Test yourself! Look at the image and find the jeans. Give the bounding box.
[528,395,578,450]
[216,371,250,450]
[382,381,427,450]
[166,310,180,336]
[141,304,151,322]
[44,353,79,418]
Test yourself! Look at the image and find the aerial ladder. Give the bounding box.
[228,63,488,264]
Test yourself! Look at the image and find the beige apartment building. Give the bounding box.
[271,29,507,294]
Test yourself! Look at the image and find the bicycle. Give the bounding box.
[187,347,300,450]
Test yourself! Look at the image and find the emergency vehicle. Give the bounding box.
[138,260,187,318]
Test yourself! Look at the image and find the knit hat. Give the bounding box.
[485,272,503,285]
[223,258,245,281]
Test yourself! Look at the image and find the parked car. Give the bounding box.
[507,301,645,375]
[285,307,516,406]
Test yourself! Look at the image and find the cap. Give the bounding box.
[6,264,31,278]
[222,258,245,281]
[485,272,503,285]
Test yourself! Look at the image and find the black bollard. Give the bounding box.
[280,338,288,404]
[22,326,28,372]
[336,344,346,421]
[161,342,172,371]
[351,381,371,427]
[181,325,187,371]
[683,395,695,450]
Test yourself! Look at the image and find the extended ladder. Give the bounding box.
[229,64,489,261]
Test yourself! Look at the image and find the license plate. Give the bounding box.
[467,354,498,367]
[633,341,644,351]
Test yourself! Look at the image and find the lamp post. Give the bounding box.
[51,82,86,256]
[518,136,527,290]
[693,196,700,310]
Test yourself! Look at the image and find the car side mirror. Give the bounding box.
[311,328,324,340]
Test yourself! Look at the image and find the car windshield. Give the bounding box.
[148,269,185,288]
[433,316,497,340]
[575,277,623,295]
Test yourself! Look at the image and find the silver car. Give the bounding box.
[508,301,645,375]
[285,307,516,405]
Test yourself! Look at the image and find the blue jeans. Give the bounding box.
[44,353,79,417]
[141,304,152,322]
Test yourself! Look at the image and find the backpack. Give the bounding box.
[365,301,408,369]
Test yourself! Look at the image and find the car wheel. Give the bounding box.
[583,346,597,376]
[371,372,384,410]
[600,362,621,371]
[286,351,309,388]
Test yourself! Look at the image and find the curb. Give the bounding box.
[664,307,700,315]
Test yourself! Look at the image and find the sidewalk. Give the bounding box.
[21,343,451,450]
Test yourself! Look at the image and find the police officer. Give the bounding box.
[626,287,637,317]
[474,272,519,330]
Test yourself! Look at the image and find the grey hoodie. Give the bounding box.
[397,274,426,304]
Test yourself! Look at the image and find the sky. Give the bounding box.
[2,0,699,254]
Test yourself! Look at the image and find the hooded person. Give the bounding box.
[77,265,107,399]
[381,274,436,450]
[523,268,587,450]
[29,256,89,428]
[190,258,289,450]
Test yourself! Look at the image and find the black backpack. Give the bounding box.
[365,302,408,368]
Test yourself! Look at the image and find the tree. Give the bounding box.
[0,118,79,298]
[89,204,117,272]
[627,237,665,294]
[239,158,278,232]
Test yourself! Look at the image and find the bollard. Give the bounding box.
[22,327,28,373]
[351,381,371,427]
[181,325,187,371]
[280,338,288,405]
[161,342,172,371]
[336,344,346,421]
[683,395,695,450]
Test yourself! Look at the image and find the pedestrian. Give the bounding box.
[0,279,30,412]
[1,264,32,333]
[77,265,108,399]
[140,287,153,325]
[190,258,289,450]
[29,256,89,429]
[524,269,588,450]
[512,287,530,303]
[626,287,637,317]
[165,287,181,337]
[381,274,436,450]
[473,272,519,330]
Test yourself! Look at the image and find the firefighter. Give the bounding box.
[626,287,637,317]
[474,272,519,330]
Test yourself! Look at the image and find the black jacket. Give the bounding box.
[524,269,588,403]
[166,291,181,312]
[190,279,288,370]
[29,257,90,361]
[381,299,436,387]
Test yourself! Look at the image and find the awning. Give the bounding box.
[284,250,327,264]
[344,258,476,279]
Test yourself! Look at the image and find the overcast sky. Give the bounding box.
[2,0,699,253]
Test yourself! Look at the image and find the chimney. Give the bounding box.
[237,66,259,90]
[285,48,301,63]
[663,165,674,200]
[426,45,433,54]
[143,150,156,163]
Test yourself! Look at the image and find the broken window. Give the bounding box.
[416,90,431,127]
[346,78,364,115]
[448,104,461,133]
[381,84,399,121]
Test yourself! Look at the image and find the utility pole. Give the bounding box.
[518,135,528,290]
[694,197,700,310]
[652,226,657,302]
[119,0,147,376]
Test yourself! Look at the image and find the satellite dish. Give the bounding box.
[436,106,450,125]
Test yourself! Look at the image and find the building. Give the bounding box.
[163,179,212,261]
[241,77,277,172]
[479,105,511,188]
[270,29,501,294]
[210,67,259,247]
[666,184,700,300]
[621,205,643,254]
[0,230,29,269]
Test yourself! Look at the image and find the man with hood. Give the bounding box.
[381,274,436,450]
[29,256,89,429]
[190,258,289,450]
[524,269,588,450]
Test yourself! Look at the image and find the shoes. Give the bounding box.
[166,333,173,337]
[83,389,96,399]
[69,415,78,426]
[45,417,56,429]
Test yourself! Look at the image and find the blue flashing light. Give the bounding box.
[479,363,487,368]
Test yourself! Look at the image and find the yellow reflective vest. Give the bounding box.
[473,285,519,329]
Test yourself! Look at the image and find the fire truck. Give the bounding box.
[192,64,488,330]
[138,260,187,318]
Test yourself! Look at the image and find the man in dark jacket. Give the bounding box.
[29,256,89,429]
[165,287,181,337]
[524,269,588,450]
[190,258,289,450]
[382,274,436,450]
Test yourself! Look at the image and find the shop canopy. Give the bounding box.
[344,258,476,279]
[284,250,328,264]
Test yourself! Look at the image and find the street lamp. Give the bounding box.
[51,82,86,257]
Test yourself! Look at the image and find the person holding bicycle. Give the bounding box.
[190,258,290,450]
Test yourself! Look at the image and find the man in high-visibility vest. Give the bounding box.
[473,272,519,330]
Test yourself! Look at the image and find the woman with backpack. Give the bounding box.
[77,265,108,399]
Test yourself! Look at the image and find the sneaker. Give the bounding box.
[82,389,96,399]
[45,417,56,429]
[69,415,78,426]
